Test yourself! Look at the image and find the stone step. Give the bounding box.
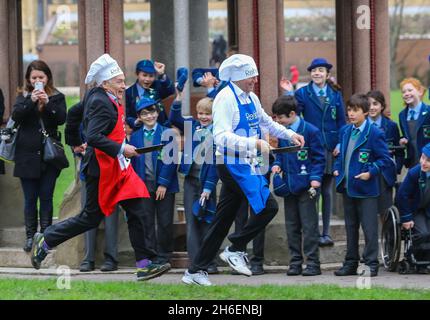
[319,240,365,264]
[0,227,26,247]
[319,218,364,242]
[0,248,56,268]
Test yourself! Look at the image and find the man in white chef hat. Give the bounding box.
[31,54,171,281]
[182,54,305,286]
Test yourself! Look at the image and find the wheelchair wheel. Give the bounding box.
[380,206,402,272]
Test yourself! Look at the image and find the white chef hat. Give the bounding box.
[84,53,124,86]
[218,54,259,82]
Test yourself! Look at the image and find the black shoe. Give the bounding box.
[334,264,358,276]
[100,261,118,272]
[79,261,95,272]
[207,265,219,275]
[137,262,171,281]
[30,233,49,270]
[369,267,378,277]
[23,238,33,252]
[319,235,334,247]
[286,265,302,276]
[250,265,265,276]
[302,265,322,276]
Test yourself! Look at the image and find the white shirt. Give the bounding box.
[212,82,296,156]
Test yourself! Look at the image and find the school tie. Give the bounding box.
[408,109,416,121]
[351,128,360,140]
[318,89,325,96]
[144,128,155,140]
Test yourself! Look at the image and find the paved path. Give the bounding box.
[0,266,429,290]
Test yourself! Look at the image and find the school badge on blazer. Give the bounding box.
[423,126,430,138]
[297,148,308,161]
[358,150,370,163]
[331,106,336,120]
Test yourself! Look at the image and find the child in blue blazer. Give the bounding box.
[395,143,430,272]
[126,59,175,129]
[333,94,393,277]
[169,91,219,273]
[282,58,346,247]
[271,95,325,276]
[398,78,430,169]
[130,97,179,265]
[367,90,403,214]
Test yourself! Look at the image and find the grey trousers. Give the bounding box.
[342,194,379,268]
[184,176,217,268]
[81,182,119,263]
[284,192,320,267]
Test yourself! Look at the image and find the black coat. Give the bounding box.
[80,87,123,177]
[12,91,67,178]
[65,101,84,148]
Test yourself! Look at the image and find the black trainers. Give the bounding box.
[302,265,322,276]
[136,262,171,281]
[30,233,49,270]
[23,238,33,253]
[334,264,358,276]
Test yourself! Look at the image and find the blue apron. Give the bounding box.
[224,83,270,214]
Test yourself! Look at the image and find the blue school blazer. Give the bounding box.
[395,164,430,223]
[272,119,325,196]
[398,102,430,168]
[295,82,346,151]
[334,121,393,198]
[130,124,179,193]
[169,101,219,193]
[125,78,175,128]
[379,116,404,175]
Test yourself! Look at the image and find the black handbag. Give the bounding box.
[39,118,69,170]
[0,118,19,162]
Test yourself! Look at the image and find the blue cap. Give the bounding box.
[176,67,188,92]
[192,68,219,87]
[136,97,159,114]
[307,58,333,72]
[192,198,216,224]
[272,173,290,197]
[422,143,430,158]
[136,59,156,74]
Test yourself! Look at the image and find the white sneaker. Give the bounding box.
[219,246,252,276]
[182,270,212,286]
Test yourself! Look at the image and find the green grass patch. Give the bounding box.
[0,278,429,300]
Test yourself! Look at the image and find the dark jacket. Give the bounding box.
[125,78,175,129]
[81,87,123,177]
[65,101,84,148]
[295,82,346,151]
[12,91,66,178]
[0,89,4,123]
[398,102,430,168]
[130,124,179,193]
[395,164,430,223]
[272,119,325,196]
[334,120,393,198]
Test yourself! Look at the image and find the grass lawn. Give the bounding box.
[0,278,429,300]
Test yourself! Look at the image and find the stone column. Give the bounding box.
[0,0,24,228]
[373,0,390,115]
[150,0,175,80]
[78,0,124,99]
[174,0,190,115]
[236,0,284,112]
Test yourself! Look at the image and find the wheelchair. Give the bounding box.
[380,205,430,273]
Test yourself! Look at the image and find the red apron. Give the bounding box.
[95,97,149,216]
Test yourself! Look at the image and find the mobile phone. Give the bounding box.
[34,82,44,91]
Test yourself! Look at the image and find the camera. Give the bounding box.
[34,81,44,91]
